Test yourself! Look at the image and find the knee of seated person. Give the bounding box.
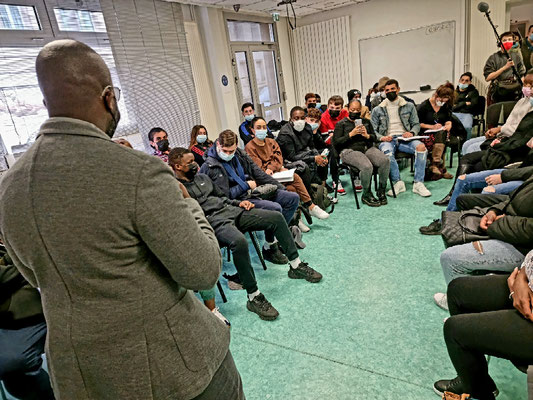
[440,247,455,266]
[483,186,495,193]
[458,174,466,181]
[232,236,249,253]
[0,350,40,375]
[443,315,461,339]
[415,143,426,152]
[447,276,470,298]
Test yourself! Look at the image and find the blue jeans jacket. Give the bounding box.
[370,97,421,140]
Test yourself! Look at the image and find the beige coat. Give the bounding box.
[0,118,230,399]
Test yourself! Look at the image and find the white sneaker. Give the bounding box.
[353,178,363,193]
[413,182,431,197]
[298,219,311,232]
[212,307,231,327]
[309,205,330,219]
[387,180,406,197]
[433,293,449,311]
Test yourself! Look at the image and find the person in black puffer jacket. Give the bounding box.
[452,72,480,140]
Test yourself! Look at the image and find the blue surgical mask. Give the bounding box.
[309,122,319,131]
[255,130,267,140]
[530,97,533,107]
[512,42,519,49]
[196,134,207,144]
[315,102,322,109]
[530,34,533,41]
[458,83,468,90]
[217,149,235,162]
[244,114,255,122]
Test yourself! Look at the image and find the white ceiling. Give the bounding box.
[174,0,370,17]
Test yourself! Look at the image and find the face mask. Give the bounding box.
[104,96,121,138]
[316,102,322,109]
[380,91,386,98]
[502,41,513,51]
[329,109,341,118]
[309,122,319,131]
[255,130,268,140]
[217,149,235,162]
[386,92,398,101]
[292,120,306,132]
[458,83,468,90]
[244,114,255,122]
[522,86,532,97]
[196,134,207,144]
[530,34,533,41]
[184,162,198,180]
[349,112,361,120]
[307,103,316,109]
[157,139,169,152]
[512,42,519,49]
[436,100,445,107]
[530,97,533,108]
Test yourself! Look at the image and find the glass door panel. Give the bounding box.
[234,51,253,105]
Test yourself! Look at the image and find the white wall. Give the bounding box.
[510,3,533,27]
[297,0,466,104]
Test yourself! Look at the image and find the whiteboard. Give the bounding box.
[359,21,456,93]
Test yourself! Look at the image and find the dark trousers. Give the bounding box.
[445,275,533,398]
[456,193,509,211]
[248,189,299,228]
[459,150,485,173]
[192,351,245,400]
[0,322,54,400]
[328,145,339,183]
[215,208,299,294]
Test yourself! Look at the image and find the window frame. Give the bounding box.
[0,0,54,46]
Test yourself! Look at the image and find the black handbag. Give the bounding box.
[441,207,490,248]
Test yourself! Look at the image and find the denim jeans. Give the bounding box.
[453,112,473,140]
[379,138,427,183]
[440,239,525,284]
[446,168,523,211]
[0,322,54,400]
[461,136,485,155]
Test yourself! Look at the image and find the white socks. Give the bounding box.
[263,238,278,251]
[289,257,301,269]
[248,290,261,301]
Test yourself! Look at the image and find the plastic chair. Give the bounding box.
[471,95,486,136]
[486,101,517,129]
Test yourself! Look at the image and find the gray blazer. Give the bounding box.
[0,118,230,400]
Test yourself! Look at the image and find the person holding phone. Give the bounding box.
[333,99,390,207]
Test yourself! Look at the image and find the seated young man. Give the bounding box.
[200,130,300,245]
[333,99,390,207]
[169,148,322,321]
[244,116,330,233]
[371,79,431,197]
[238,102,274,146]
[319,95,348,194]
[432,172,533,311]
[277,106,329,188]
[433,257,533,400]
[304,92,319,115]
[0,245,54,400]
[148,127,170,162]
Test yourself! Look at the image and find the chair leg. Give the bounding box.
[226,247,231,262]
[389,175,396,198]
[248,231,267,270]
[217,280,227,303]
[410,156,414,173]
[349,170,360,210]
[449,149,453,169]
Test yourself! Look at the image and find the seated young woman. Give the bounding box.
[417,82,457,180]
[244,117,329,232]
[188,124,213,166]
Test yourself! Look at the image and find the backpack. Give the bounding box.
[310,183,331,211]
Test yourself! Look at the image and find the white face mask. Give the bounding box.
[292,120,306,132]
[436,100,445,107]
[380,91,386,98]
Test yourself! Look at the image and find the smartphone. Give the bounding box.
[355,119,362,126]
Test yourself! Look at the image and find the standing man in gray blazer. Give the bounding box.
[0,39,244,400]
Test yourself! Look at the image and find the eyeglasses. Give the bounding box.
[101,85,121,101]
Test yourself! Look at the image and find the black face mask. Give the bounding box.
[349,112,361,120]
[104,96,121,138]
[184,162,198,180]
[157,139,169,152]
[386,92,398,101]
[329,110,341,118]
[308,103,316,109]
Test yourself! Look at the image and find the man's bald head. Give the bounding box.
[36,39,120,137]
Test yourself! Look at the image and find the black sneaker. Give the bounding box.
[246,293,279,321]
[361,193,381,207]
[262,244,288,265]
[325,183,334,194]
[377,189,388,205]
[419,219,442,235]
[288,262,322,283]
[433,376,498,399]
[223,273,243,290]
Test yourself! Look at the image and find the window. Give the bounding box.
[227,20,274,42]
[53,8,106,33]
[0,4,40,30]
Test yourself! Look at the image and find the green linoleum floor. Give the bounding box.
[211,159,527,400]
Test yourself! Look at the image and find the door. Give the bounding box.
[232,44,286,122]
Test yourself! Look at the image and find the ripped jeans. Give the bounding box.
[379,138,427,183]
[440,239,525,285]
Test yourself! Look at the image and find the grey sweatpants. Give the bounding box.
[340,147,390,192]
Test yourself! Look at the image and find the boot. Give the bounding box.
[433,163,472,206]
[377,186,387,205]
[361,189,381,207]
[437,144,454,179]
[430,143,445,176]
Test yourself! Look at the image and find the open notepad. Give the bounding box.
[271,169,296,183]
[397,135,430,142]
